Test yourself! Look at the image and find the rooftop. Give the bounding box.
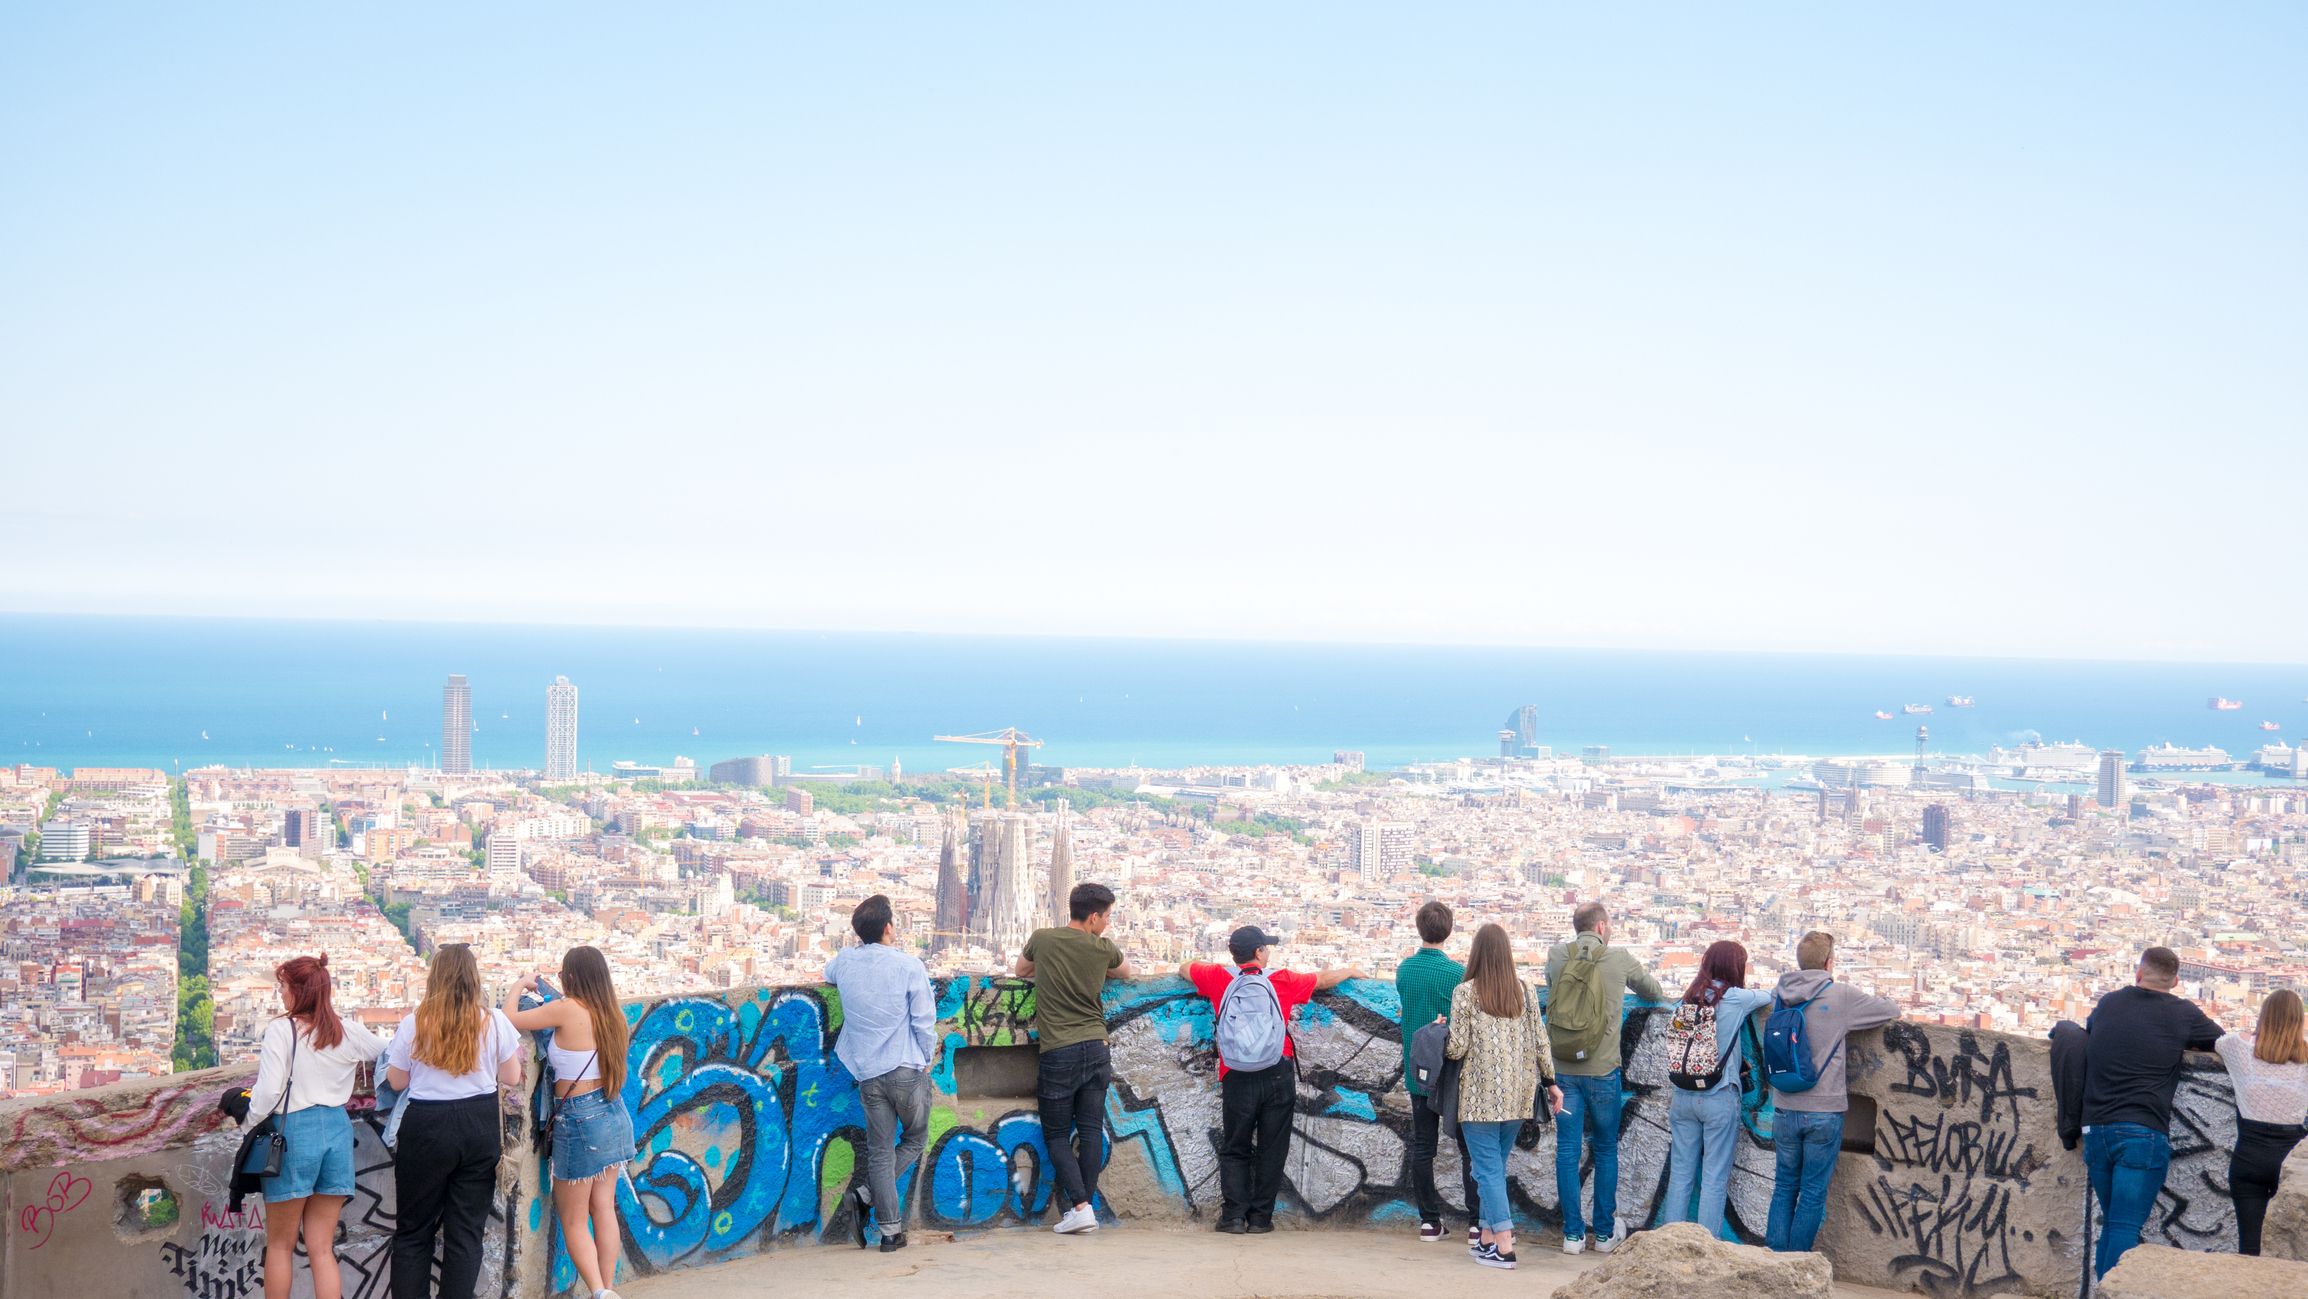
[619,1222,1913,1299]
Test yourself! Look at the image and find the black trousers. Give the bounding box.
[2231,1117,2305,1256]
[392,1094,501,1299]
[1219,1059,1296,1226]
[1036,1040,1112,1211]
[1409,1090,1479,1226]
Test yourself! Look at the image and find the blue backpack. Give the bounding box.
[1763,985,1842,1093]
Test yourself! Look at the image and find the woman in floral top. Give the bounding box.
[1446,923,1563,1270]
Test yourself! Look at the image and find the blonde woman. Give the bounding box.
[387,944,523,1299]
[1445,923,1563,1270]
[505,946,635,1299]
[2217,990,2308,1255]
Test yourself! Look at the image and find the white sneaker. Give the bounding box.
[1053,1204,1099,1235]
[1592,1231,1620,1254]
[1561,1235,1586,1255]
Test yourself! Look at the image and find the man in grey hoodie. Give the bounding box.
[1765,931,1901,1253]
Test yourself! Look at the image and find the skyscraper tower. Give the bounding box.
[1504,705,1540,756]
[544,676,579,780]
[1912,725,1929,785]
[1922,803,1951,853]
[2097,750,2126,811]
[933,810,966,953]
[1047,800,1075,925]
[440,674,472,774]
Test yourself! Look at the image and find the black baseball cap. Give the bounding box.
[1229,925,1280,964]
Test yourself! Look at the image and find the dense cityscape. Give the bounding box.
[4,675,2305,1099]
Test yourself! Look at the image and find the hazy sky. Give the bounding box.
[3,5,2301,661]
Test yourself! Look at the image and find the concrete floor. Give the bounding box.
[619,1222,1915,1299]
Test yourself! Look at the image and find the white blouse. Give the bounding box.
[246,1016,388,1117]
[2216,1033,2308,1127]
[388,1009,523,1101]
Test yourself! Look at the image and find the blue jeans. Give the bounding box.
[1664,1085,1741,1237]
[1461,1120,1521,1234]
[1766,1108,1842,1251]
[2085,1123,2171,1279]
[1554,1071,1621,1241]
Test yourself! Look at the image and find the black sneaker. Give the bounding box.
[1216,1218,1249,1234]
[1472,1242,1517,1270]
[1245,1219,1274,1234]
[848,1187,872,1250]
[878,1231,908,1253]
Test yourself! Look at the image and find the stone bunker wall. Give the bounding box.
[0,977,2242,1298]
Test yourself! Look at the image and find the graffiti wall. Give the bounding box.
[0,978,2250,1299]
[0,1072,531,1299]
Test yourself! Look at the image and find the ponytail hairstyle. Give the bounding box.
[276,953,345,1050]
[557,945,630,1097]
[412,943,486,1076]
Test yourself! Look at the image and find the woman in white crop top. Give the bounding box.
[504,945,635,1299]
[2217,990,2308,1256]
[385,944,524,1299]
[246,953,384,1299]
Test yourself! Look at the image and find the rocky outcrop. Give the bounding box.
[2098,1243,2308,1298]
[1547,1222,1833,1299]
[2259,1141,2308,1262]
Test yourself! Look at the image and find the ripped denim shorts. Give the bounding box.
[551,1088,635,1184]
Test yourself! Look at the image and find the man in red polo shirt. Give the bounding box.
[1180,925,1360,1234]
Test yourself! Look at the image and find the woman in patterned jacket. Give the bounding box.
[1446,923,1563,1270]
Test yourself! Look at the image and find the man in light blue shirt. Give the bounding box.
[825,894,938,1252]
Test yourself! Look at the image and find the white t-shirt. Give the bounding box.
[388,1008,523,1100]
[247,1016,389,1117]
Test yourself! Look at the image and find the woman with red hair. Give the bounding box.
[245,954,387,1299]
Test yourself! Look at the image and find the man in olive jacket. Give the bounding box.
[1543,902,1663,1253]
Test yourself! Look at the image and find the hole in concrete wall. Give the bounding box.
[1842,1095,1877,1154]
[953,1044,1039,1098]
[116,1175,181,1237]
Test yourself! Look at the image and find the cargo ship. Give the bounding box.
[1946,695,1975,708]
[2261,721,2283,732]
[2132,742,2232,771]
[2209,697,2243,710]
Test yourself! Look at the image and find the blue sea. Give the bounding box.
[1,614,2302,778]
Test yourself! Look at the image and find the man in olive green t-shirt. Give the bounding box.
[1015,881,1141,1235]
[1543,901,1663,1252]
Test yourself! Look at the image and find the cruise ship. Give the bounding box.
[1812,757,1911,789]
[2253,743,2297,773]
[2132,742,2232,771]
[1984,740,2099,774]
[1946,695,1975,708]
[1872,709,1895,721]
[1903,703,1933,714]
[2209,697,2244,711]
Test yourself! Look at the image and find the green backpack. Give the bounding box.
[1546,941,1616,1065]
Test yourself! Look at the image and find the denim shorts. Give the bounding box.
[262,1104,355,1202]
[551,1089,635,1183]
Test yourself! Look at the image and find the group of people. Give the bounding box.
[1387,902,1900,1269]
[234,944,636,1299]
[233,882,2307,1298]
[2056,945,2308,1279]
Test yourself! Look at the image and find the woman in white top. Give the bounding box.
[2217,989,2308,1256]
[386,943,524,1299]
[247,953,386,1299]
[504,945,635,1299]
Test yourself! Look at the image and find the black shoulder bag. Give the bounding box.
[533,1050,598,1157]
[245,1021,298,1178]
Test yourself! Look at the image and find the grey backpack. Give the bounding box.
[1214,966,1288,1072]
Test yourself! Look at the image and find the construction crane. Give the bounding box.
[933,728,1044,810]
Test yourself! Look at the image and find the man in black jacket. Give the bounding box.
[2080,946,2222,1280]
